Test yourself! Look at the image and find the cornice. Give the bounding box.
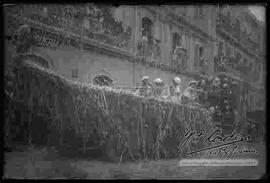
[12,16,208,81]
[216,26,260,60]
[145,6,216,43]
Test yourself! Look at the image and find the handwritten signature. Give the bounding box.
[177,129,257,159]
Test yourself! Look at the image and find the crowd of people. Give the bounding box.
[135,75,209,106]
[135,74,237,118]
[213,54,253,76]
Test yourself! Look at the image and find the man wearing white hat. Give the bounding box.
[153,78,170,99]
[135,76,153,97]
[170,77,182,102]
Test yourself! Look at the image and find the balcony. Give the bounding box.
[213,56,254,82]
[6,4,132,51]
[216,13,233,34]
[6,4,211,81]
[136,35,161,61]
[216,13,259,55]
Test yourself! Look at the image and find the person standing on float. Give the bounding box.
[170,77,182,102]
[135,76,153,97]
[153,78,170,100]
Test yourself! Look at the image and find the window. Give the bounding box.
[199,46,204,67]
[249,62,253,71]
[198,6,204,16]
[236,52,241,60]
[243,58,247,65]
[227,10,230,18]
[72,67,78,78]
[235,19,241,33]
[194,44,199,68]
[183,6,187,15]
[199,47,204,58]
[172,33,182,50]
[195,6,204,18]
[226,45,231,56]
[218,41,224,56]
[194,45,203,68]
[142,17,153,38]
[93,74,113,86]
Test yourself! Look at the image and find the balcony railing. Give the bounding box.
[6,4,132,51]
[213,56,253,80]
[216,13,259,54]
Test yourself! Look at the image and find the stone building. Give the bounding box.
[5,4,217,92]
[5,4,265,112]
[215,5,265,112]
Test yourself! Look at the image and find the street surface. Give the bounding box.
[4,142,265,179]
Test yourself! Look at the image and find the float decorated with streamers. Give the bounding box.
[4,54,214,162]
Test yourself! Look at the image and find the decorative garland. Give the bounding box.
[5,56,213,161]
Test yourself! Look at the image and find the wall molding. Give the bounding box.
[9,15,208,80]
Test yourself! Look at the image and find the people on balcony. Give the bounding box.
[172,43,188,71]
[151,37,161,60]
[199,55,208,75]
[221,78,233,94]
[137,30,148,57]
[135,76,153,98]
[137,31,161,60]
[153,78,170,100]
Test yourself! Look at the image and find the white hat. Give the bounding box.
[173,77,181,84]
[154,78,163,83]
[141,76,149,81]
[188,80,197,86]
[213,77,221,86]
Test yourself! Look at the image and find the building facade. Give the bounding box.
[5,4,265,112]
[215,5,265,112]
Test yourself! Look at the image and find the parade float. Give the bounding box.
[4,5,213,161]
[5,54,213,162]
[5,4,261,162]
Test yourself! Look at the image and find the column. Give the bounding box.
[161,21,165,64]
[134,7,141,55]
[186,31,191,71]
[154,14,161,63]
[165,23,171,65]
[183,28,187,49]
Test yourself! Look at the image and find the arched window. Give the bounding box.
[199,46,204,58]
[142,17,153,38]
[93,74,114,86]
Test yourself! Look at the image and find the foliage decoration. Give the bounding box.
[5,55,213,161]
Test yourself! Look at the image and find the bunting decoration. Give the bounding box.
[5,55,213,161]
